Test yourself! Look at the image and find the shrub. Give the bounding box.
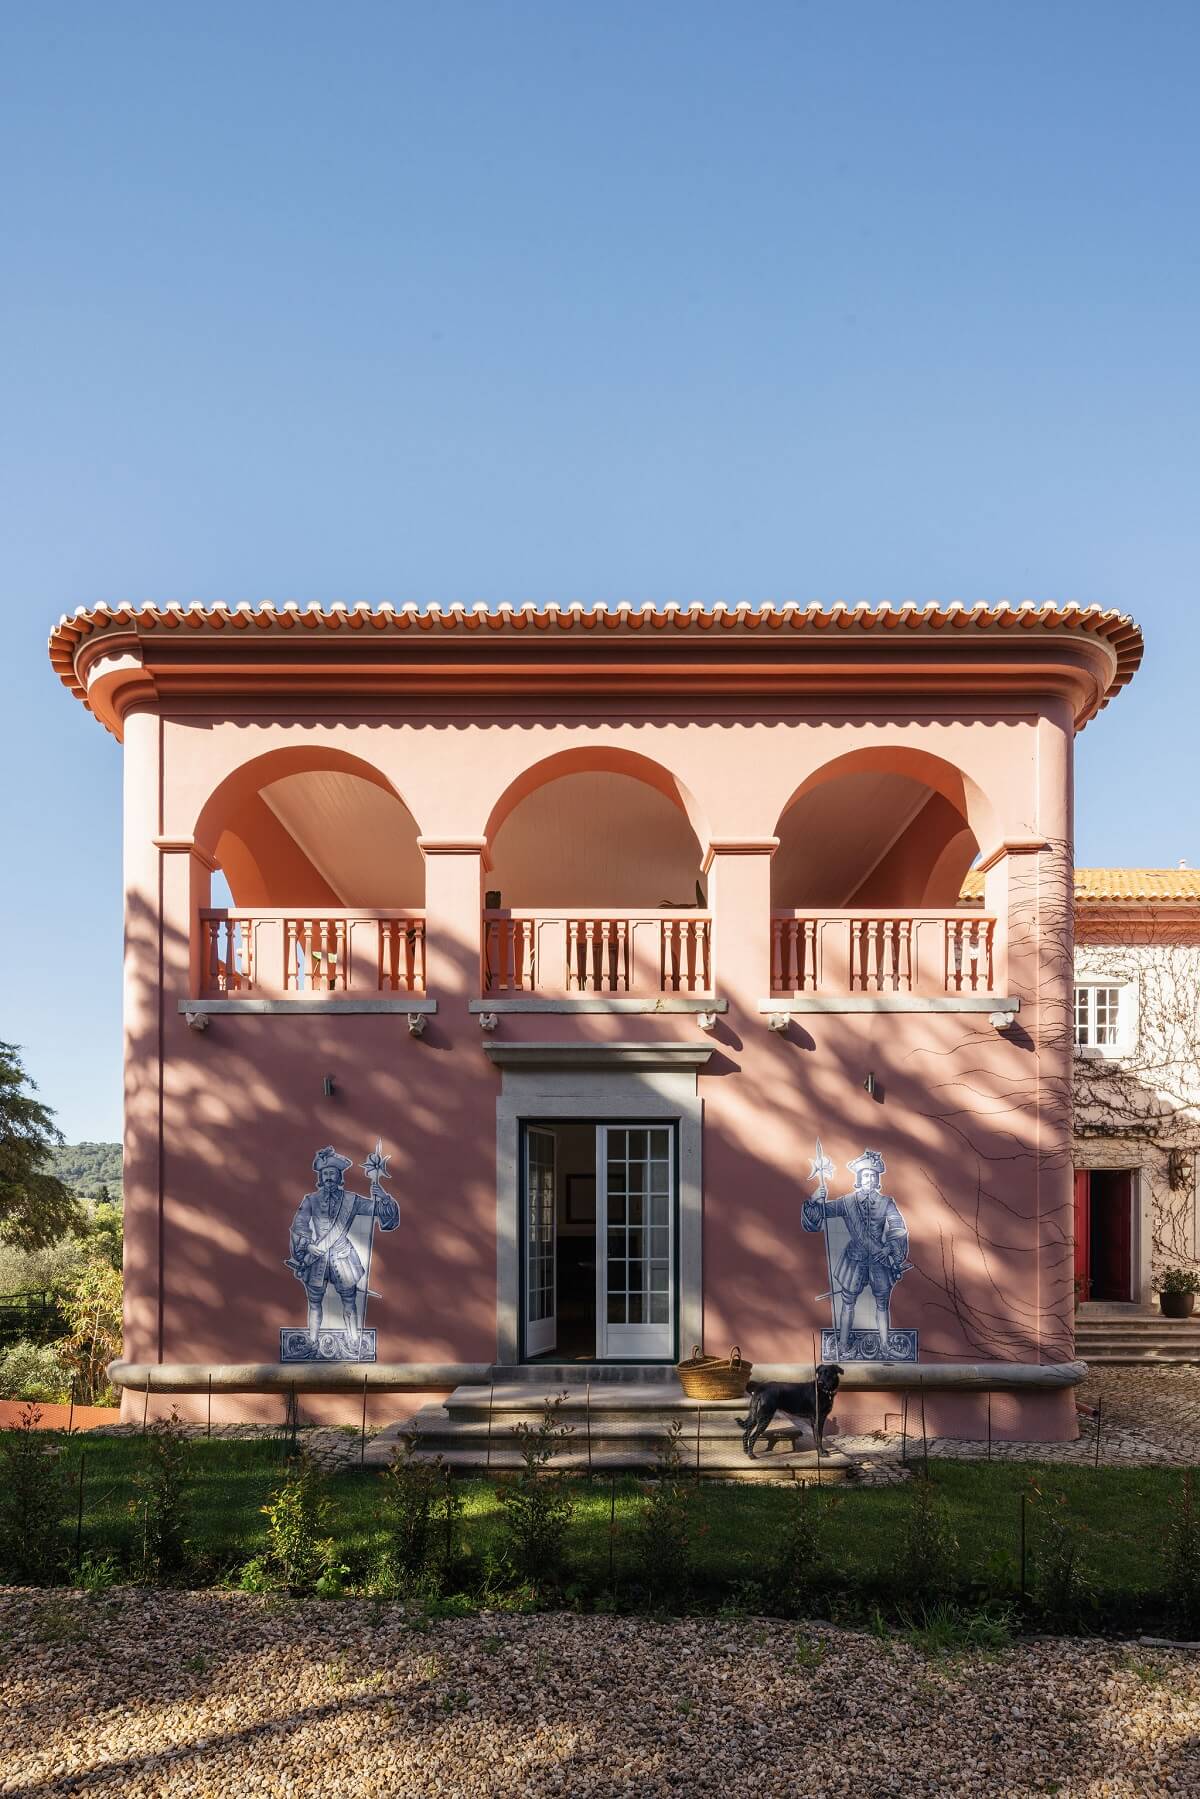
[769,1479,833,1615]
[376,1432,463,1598]
[1165,1469,1200,1632]
[900,1475,959,1601]
[131,1410,191,1578]
[256,1455,335,1592]
[0,1338,69,1403]
[0,1404,72,1583]
[635,1420,693,1607]
[1028,1486,1093,1629]
[1157,1267,1200,1297]
[496,1393,574,1591]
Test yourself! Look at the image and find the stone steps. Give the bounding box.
[1076,1320,1200,1364]
[364,1381,855,1481]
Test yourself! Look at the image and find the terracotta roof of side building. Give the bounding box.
[960,868,1200,904]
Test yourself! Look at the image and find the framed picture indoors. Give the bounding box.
[565,1174,596,1224]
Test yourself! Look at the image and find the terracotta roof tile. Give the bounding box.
[960,867,1200,903]
[47,601,1143,726]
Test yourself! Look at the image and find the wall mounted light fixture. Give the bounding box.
[323,1074,336,1097]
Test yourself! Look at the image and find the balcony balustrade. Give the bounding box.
[482,909,712,996]
[770,909,996,997]
[195,905,995,1005]
[199,910,426,998]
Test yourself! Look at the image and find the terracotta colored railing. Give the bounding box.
[483,910,712,996]
[199,910,426,997]
[771,910,996,996]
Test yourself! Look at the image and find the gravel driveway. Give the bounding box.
[2,1590,1198,1797]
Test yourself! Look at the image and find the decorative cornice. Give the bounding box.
[974,839,1051,874]
[701,837,780,871]
[154,836,220,870]
[417,836,490,854]
[48,601,1143,739]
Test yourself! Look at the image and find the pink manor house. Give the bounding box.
[50,601,1143,1445]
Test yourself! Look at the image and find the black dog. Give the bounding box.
[738,1364,845,1458]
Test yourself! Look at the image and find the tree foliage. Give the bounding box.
[43,1141,123,1202]
[0,1042,81,1250]
[57,1258,123,1404]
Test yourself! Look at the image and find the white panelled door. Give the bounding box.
[524,1127,557,1357]
[596,1124,675,1359]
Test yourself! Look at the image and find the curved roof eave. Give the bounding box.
[48,599,1143,736]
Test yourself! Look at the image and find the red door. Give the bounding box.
[1092,1170,1134,1302]
[1074,1170,1091,1302]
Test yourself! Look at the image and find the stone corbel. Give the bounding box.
[477,1011,499,1033]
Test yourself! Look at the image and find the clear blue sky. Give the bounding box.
[0,2,1195,1141]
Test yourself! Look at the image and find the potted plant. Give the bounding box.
[1157,1268,1200,1319]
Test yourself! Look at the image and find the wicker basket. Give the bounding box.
[675,1344,753,1401]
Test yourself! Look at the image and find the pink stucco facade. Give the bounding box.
[51,602,1143,1438]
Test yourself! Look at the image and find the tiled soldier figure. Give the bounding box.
[285,1145,399,1357]
[802,1147,913,1362]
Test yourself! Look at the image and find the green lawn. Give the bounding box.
[3,1431,1192,1633]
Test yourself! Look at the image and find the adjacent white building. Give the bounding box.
[1069,868,1200,1308]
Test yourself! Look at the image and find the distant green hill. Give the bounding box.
[45,1142,123,1202]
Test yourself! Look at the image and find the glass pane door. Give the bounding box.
[524,1127,557,1357]
[596,1124,674,1359]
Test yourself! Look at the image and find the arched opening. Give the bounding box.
[193,749,425,996]
[489,771,704,909]
[770,749,998,998]
[483,750,711,996]
[772,749,994,910]
[195,747,423,910]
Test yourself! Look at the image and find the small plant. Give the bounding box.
[76,1551,121,1595]
[1157,1268,1200,1297]
[0,1404,71,1584]
[770,1481,833,1616]
[1028,1487,1093,1629]
[255,1454,334,1592]
[495,1393,575,1591]
[634,1420,693,1608]
[131,1410,191,1579]
[375,1432,463,1599]
[717,1574,764,1619]
[1165,1468,1200,1631]
[897,1600,1016,1658]
[792,1633,826,1672]
[900,1474,959,1601]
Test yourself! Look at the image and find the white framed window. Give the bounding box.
[1073,981,1134,1057]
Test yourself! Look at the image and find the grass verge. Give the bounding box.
[3,1430,1192,1634]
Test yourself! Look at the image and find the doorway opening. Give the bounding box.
[1074,1168,1136,1303]
[521,1120,677,1363]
